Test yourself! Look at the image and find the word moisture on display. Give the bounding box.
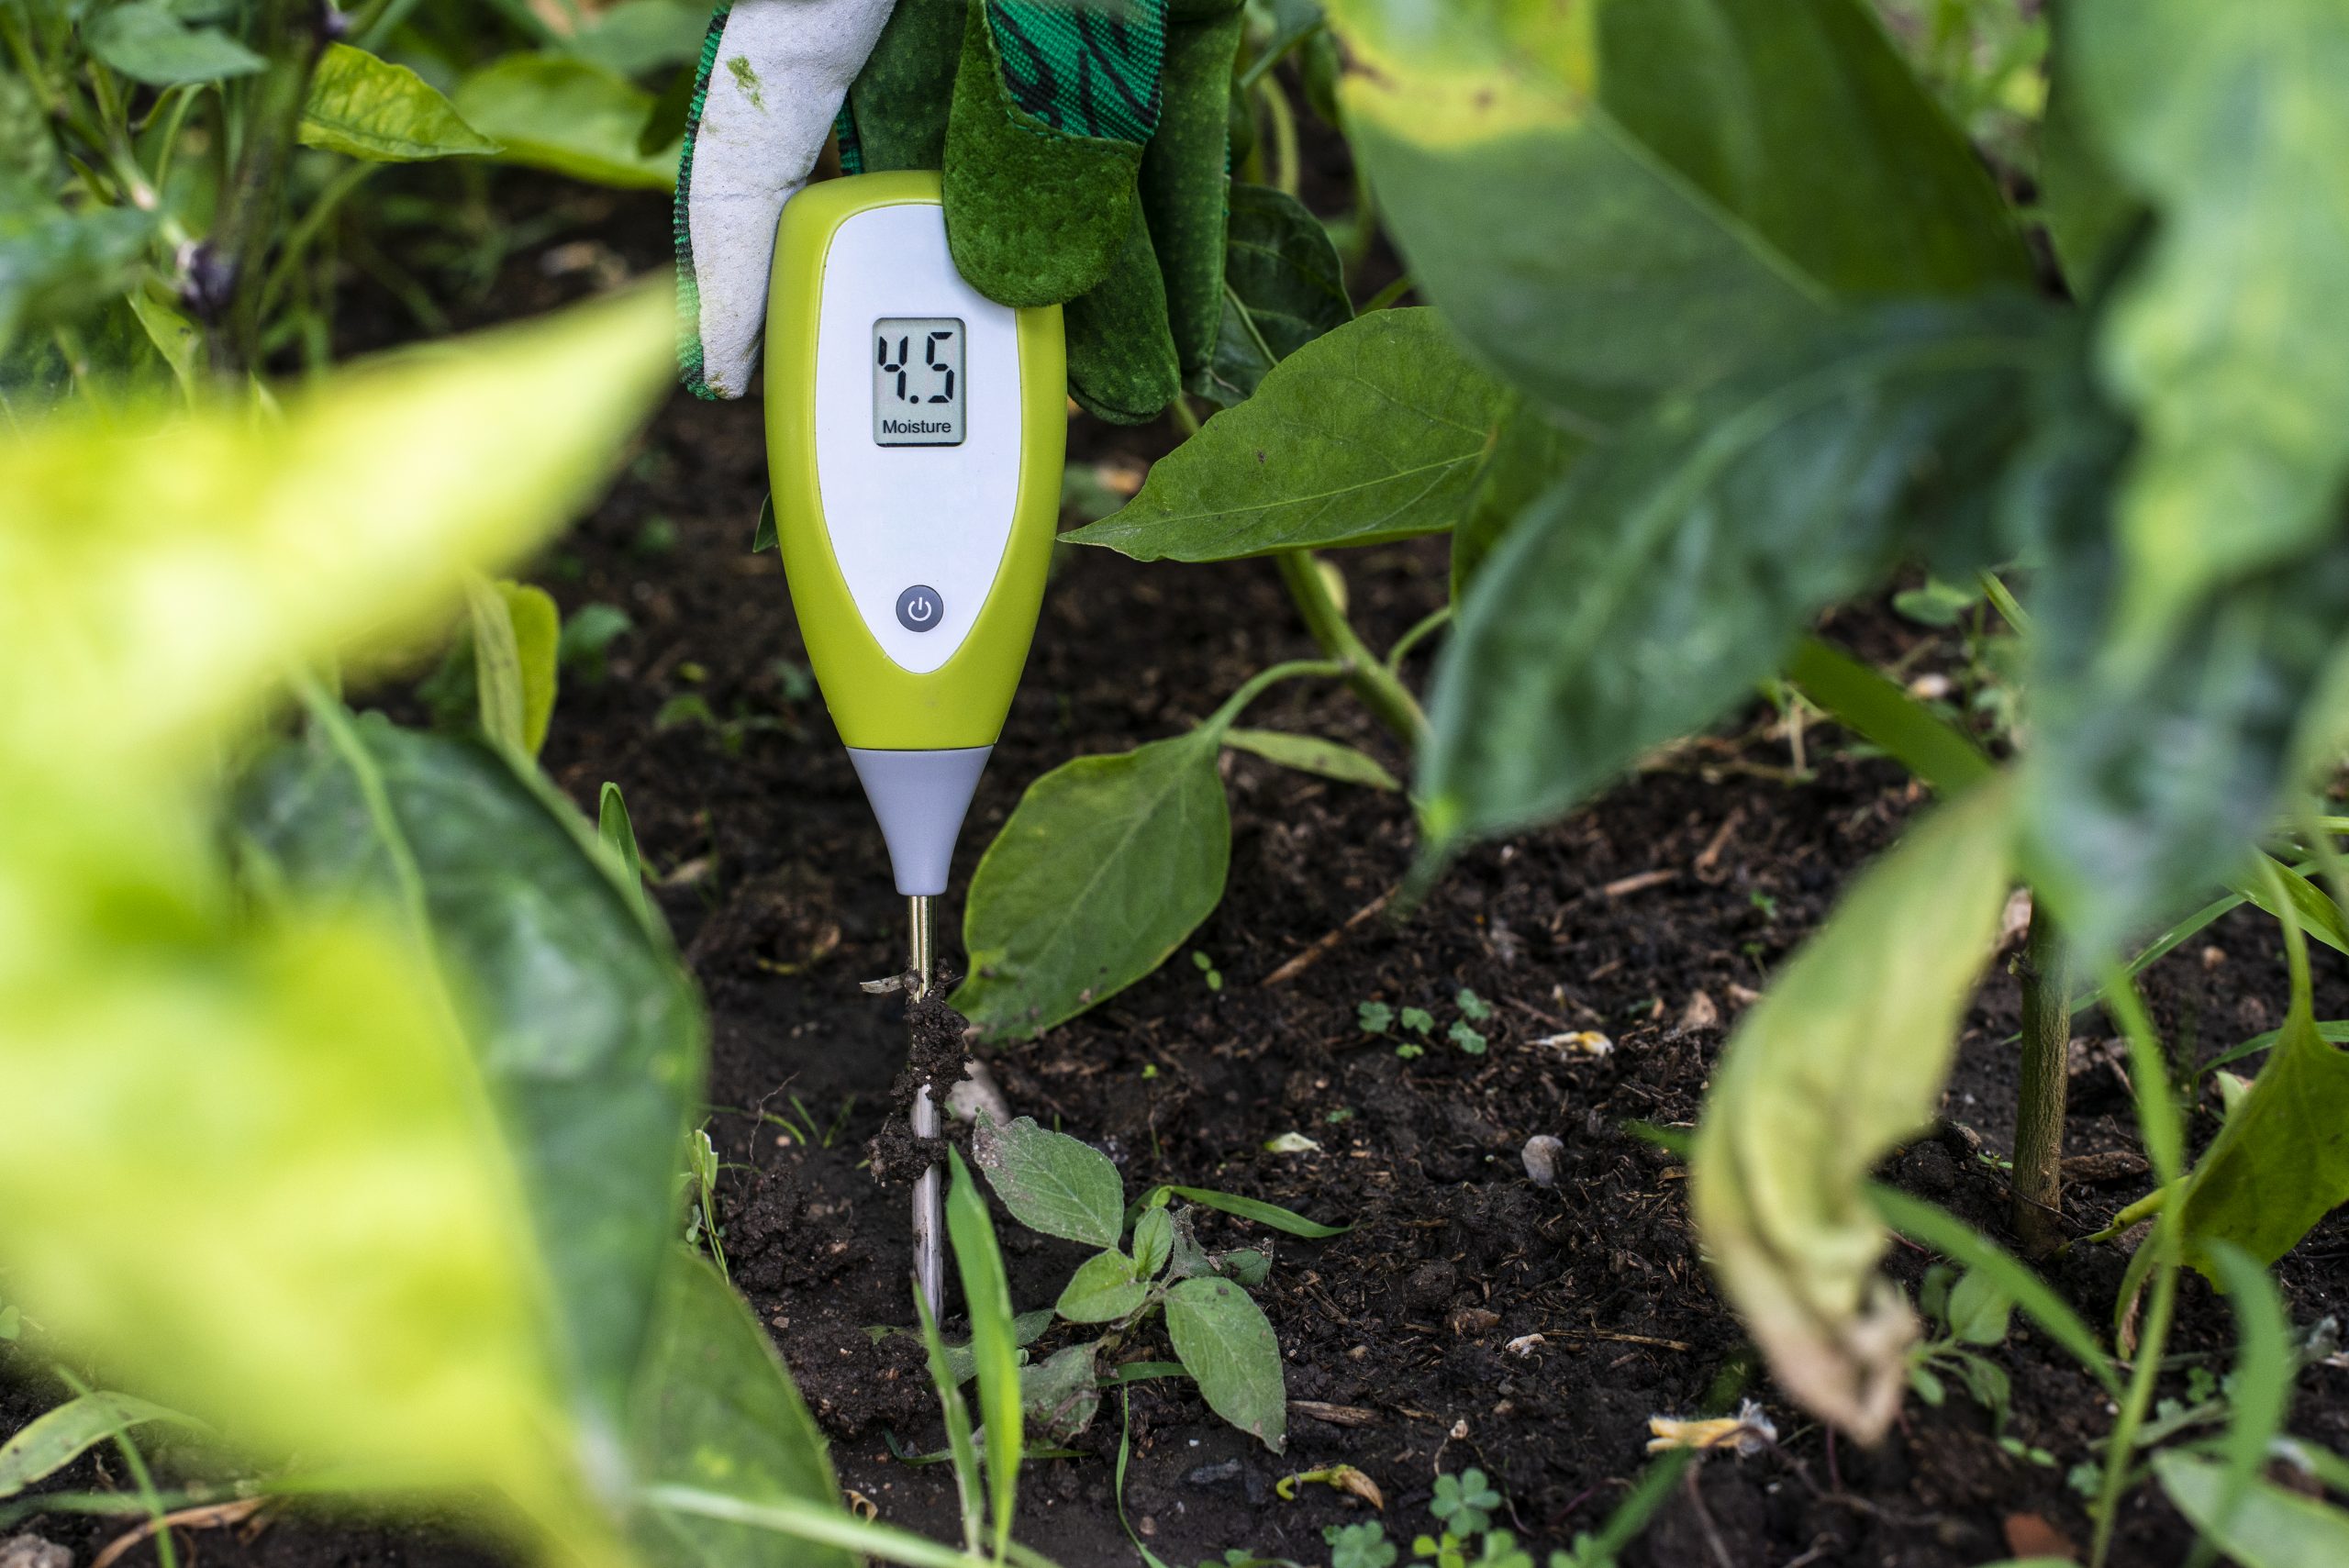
[873,316,966,446]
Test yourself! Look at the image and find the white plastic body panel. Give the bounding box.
[812,204,1025,674]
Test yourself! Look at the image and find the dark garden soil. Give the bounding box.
[6,179,2347,1568]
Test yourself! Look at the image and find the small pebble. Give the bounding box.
[0,1538,72,1568]
[1521,1134,1565,1187]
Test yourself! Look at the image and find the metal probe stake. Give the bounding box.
[907,895,945,1322]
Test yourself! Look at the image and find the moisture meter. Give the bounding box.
[763,170,1064,1317]
[765,170,1064,895]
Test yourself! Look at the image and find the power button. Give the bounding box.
[896,584,944,633]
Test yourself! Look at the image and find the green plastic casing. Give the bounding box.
[764,172,1066,752]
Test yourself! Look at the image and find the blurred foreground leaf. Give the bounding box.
[1690,782,2014,1440]
[1325,0,2028,423]
[457,55,680,190]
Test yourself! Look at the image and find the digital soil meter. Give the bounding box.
[763,171,1064,1314]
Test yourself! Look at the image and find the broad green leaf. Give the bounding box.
[1944,1269,2010,1346]
[1190,183,1354,408]
[944,1149,1020,1561]
[84,2,264,84]
[1222,728,1397,792]
[2155,1453,2349,1568]
[1788,637,1992,795]
[1163,1277,1286,1454]
[0,915,590,1537]
[2022,524,2349,960]
[624,1247,853,1568]
[1423,302,2052,848]
[302,43,503,162]
[0,1392,201,1501]
[0,284,672,777]
[2035,55,2138,293]
[953,728,1229,1039]
[1450,391,1586,602]
[456,55,679,190]
[1064,310,1505,562]
[1130,1207,1174,1278]
[1019,1342,1102,1446]
[123,289,201,402]
[2066,0,2349,637]
[1324,0,2028,423]
[1690,782,2014,1440]
[1055,1250,1146,1324]
[2166,1001,2349,1279]
[970,1116,1127,1250]
[237,721,702,1439]
[0,191,154,349]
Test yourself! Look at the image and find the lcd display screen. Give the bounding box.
[872,317,965,446]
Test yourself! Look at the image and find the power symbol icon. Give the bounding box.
[896,585,944,633]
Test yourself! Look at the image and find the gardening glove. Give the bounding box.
[677,0,1245,422]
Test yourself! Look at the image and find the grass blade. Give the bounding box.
[1146,1185,1348,1239]
[913,1282,985,1554]
[641,1483,1064,1568]
[945,1148,1021,1561]
[0,1393,202,1501]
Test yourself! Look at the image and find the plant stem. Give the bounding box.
[195,0,336,379]
[2011,896,2070,1258]
[1274,550,1427,751]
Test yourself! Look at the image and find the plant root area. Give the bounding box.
[6,196,2348,1568]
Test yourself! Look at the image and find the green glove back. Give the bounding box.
[840,0,1241,424]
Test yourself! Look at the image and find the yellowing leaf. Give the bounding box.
[0,285,671,776]
[1690,781,2014,1440]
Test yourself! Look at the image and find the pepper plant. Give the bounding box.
[943,3,2349,1555]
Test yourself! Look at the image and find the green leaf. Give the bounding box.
[123,288,201,402]
[84,1,264,85]
[598,782,651,926]
[463,577,539,755]
[1788,637,1992,796]
[455,54,678,190]
[560,603,633,684]
[1131,1207,1174,1278]
[571,0,711,77]
[1450,392,1586,603]
[953,728,1229,1039]
[1944,1269,2011,1346]
[237,721,702,1437]
[504,583,561,756]
[1690,782,2015,1440]
[0,193,154,350]
[302,43,502,161]
[970,1116,1127,1250]
[1164,1277,1286,1453]
[1867,1186,2120,1395]
[1056,1250,1147,1324]
[1222,728,1398,791]
[2167,1001,2349,1278]
[1324,0,2029,424]
[2155,1452,2349,1568]
[2034,57,2138,294]
[1422,302,2050,849]
[0,1392,202,1502]
[623,1248,854,1568]
[1019,1341,1103,1446]
[1064,310,1506,562]
[1190,183,1354,407]
[1147,1184,1350,1240]
[944,1148,1021,1561]
[2065,0,2349,635]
